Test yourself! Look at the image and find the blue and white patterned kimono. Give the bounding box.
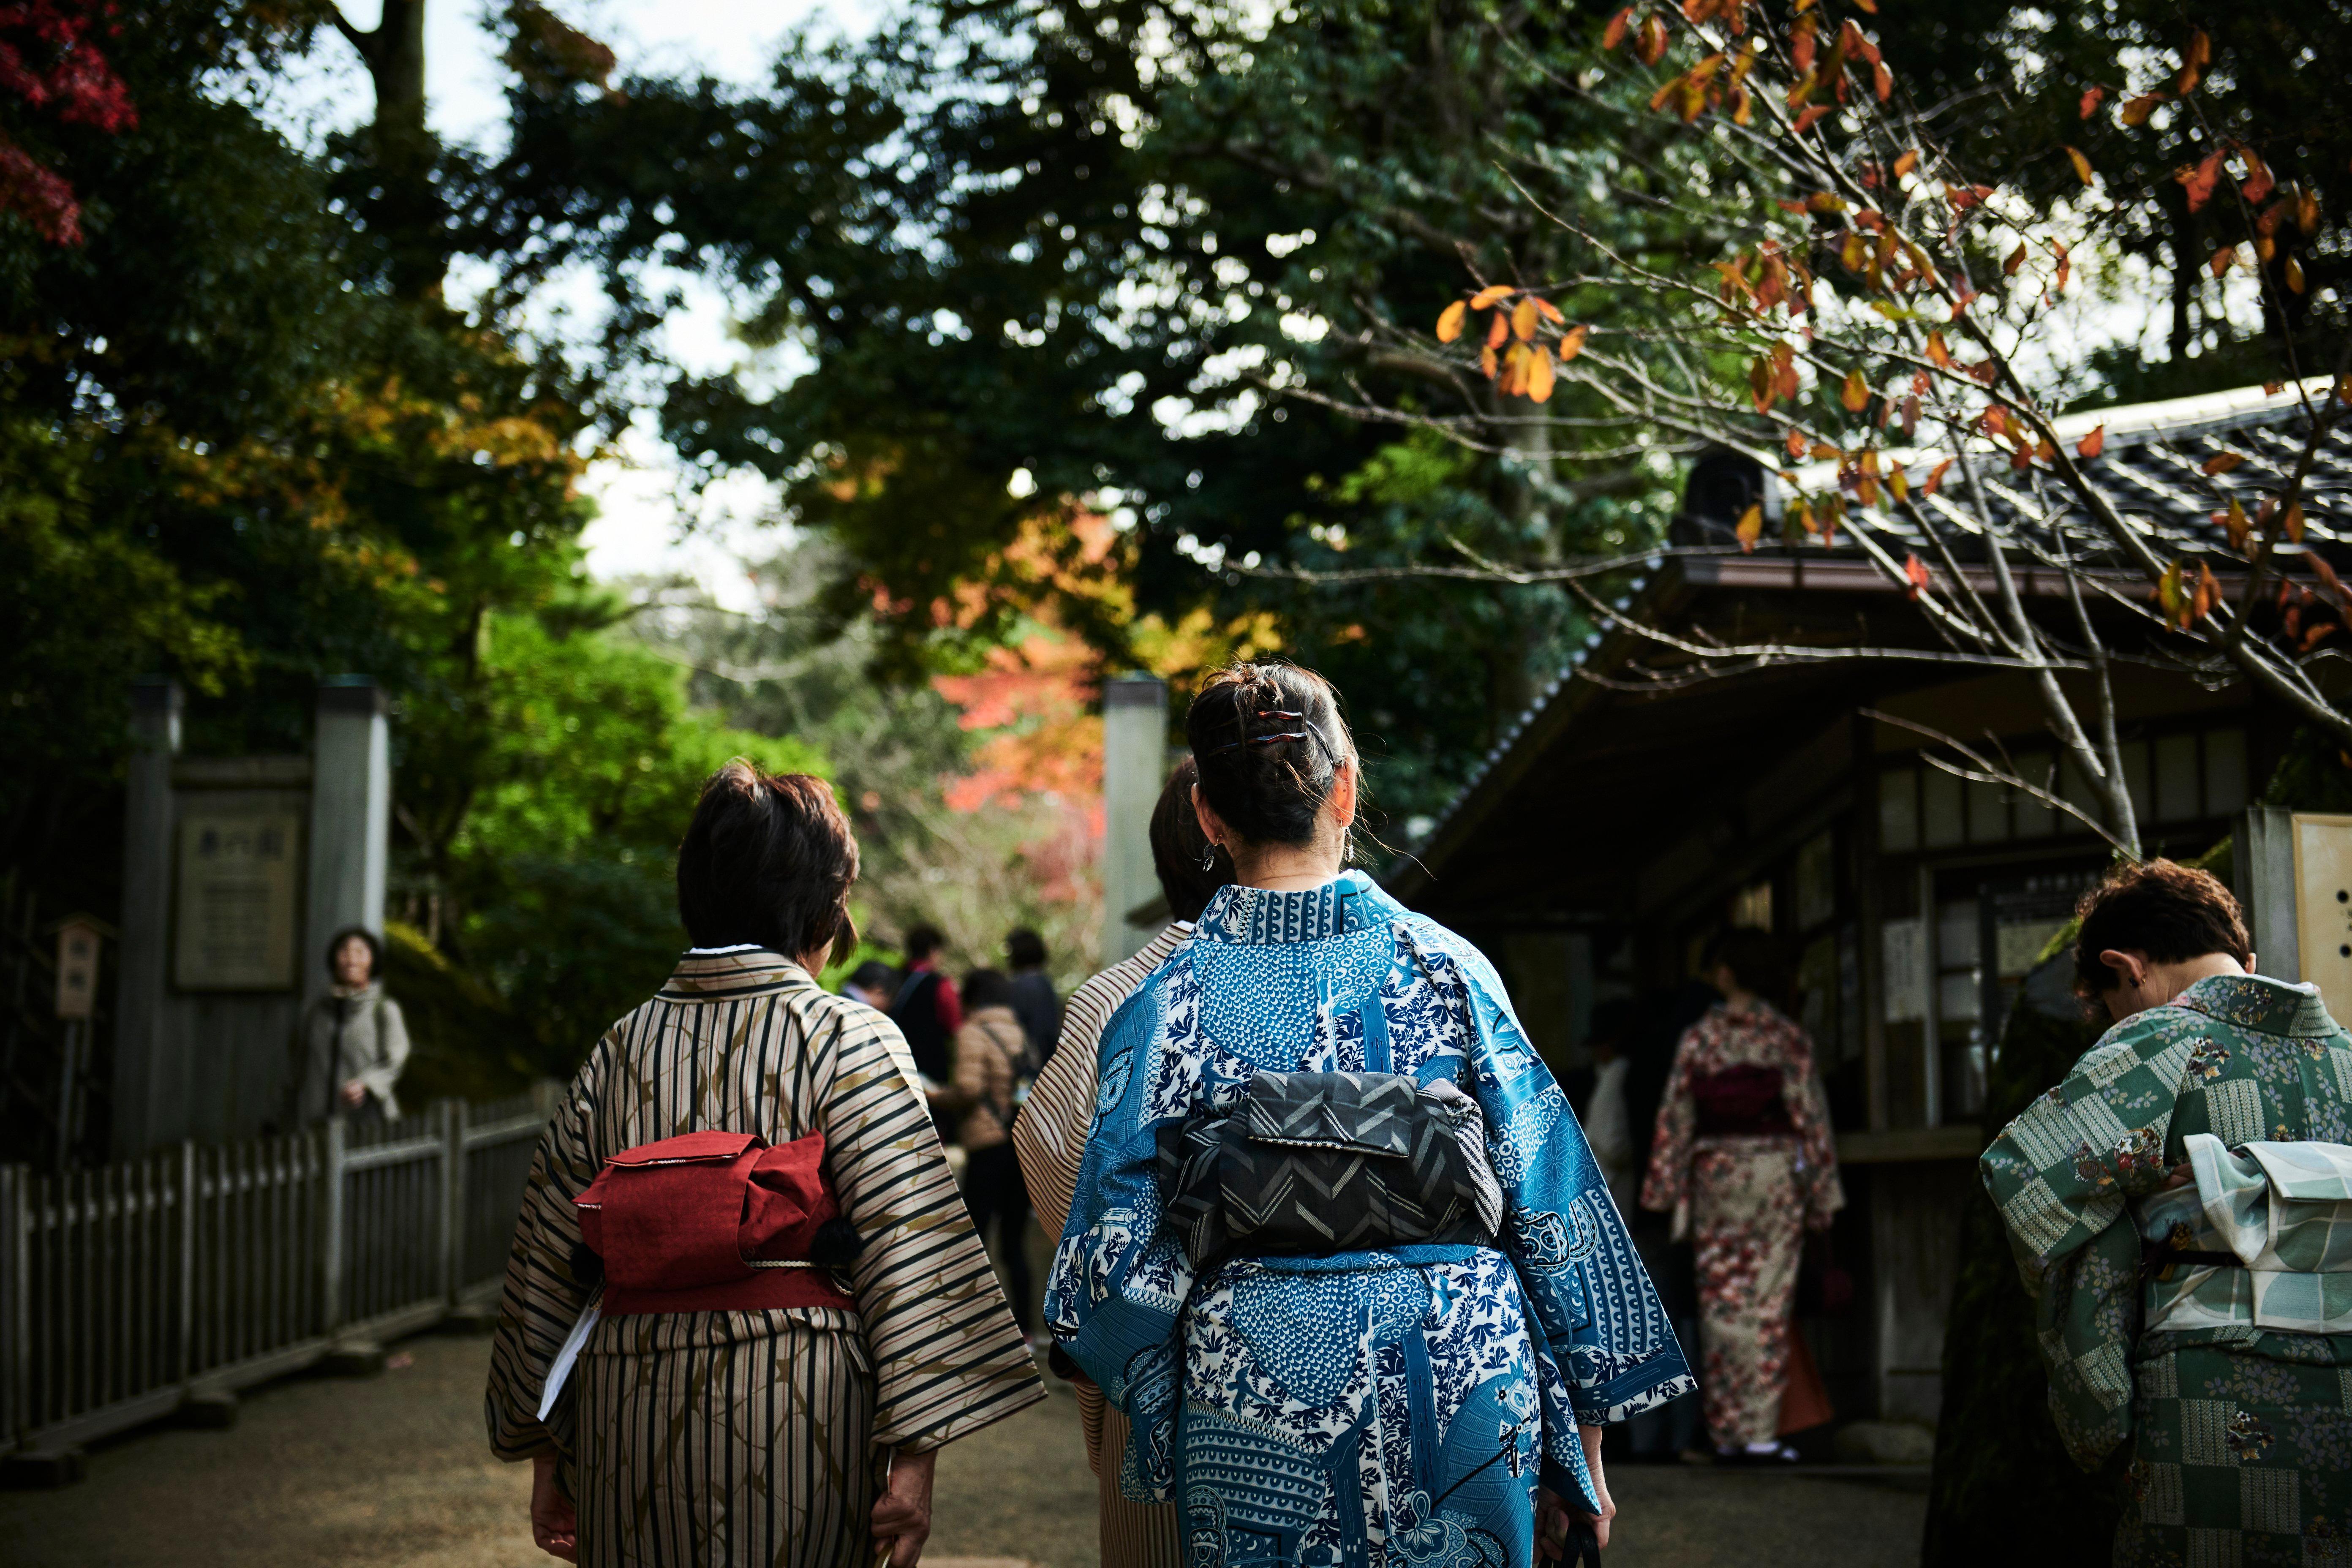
[1048,872,1694,1567]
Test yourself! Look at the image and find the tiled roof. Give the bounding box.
[1393,378,2349,863]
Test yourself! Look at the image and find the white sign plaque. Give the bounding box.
[174,804,304,991]
[2292,814,2352,1027]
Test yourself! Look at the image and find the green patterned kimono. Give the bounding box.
[1981,974,2352,1566]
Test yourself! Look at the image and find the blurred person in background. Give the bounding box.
[291,926,410,1125]
[1013,757,1227,1568]
[1005,928,1061,1073]
[840,958,898,1010]
[890,923,962,1138]
[1582,997,1639,1215]
[952,966,1036,1337]
[1619,979,1719,1464]
[1642,927,1842,1465]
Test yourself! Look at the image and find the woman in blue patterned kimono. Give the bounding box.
[1048,662,1693,1567]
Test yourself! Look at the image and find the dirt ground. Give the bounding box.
[0,1330,1927,1567]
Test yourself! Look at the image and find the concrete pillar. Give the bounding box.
[112,677,182,1158]
[305,677,390,1005]
[2238,805,2300,983]
[1101,674,1168,964]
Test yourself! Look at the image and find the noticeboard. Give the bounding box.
[174,803,304,991]
[2292,814,2352,1027]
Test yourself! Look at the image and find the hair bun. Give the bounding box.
[1184,662,1354,850]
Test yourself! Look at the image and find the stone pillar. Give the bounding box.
[2238,805,2300,983]
[111,677,182,1158]
[1100,674,1168,964]
[305,677,390,1006]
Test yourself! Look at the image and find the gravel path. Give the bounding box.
[0,1331,1926,1566]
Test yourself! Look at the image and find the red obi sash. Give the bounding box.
[575,1130,858,1314]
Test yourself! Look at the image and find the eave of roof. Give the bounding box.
[1381,378,2340,904]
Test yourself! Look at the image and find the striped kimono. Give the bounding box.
[1015,918,1194,1568]
[1048,874,1693,1568]
[485,948,1045,1567]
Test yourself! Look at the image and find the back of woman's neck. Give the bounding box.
[1231,842,1346,892]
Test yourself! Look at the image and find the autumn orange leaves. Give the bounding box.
[1433,284,1586,403]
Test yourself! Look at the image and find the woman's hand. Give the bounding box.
[1577,1424,1615,1549]
[530,1453,577,1562]
[871,1447,937,1568]
[340,1079,368,1108]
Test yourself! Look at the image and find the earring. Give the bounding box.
[1200,841,1219,872]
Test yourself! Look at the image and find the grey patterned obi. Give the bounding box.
[2137,1133,2352,1335]
[1154,1070,1507,1271]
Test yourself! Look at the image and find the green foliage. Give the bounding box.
[434,609,827,1073]
[2264,727,2352,816]
[0,2,839,1105]
[383,920,532,1105]
[1876,0,2351,386]
[480,0,1711,817]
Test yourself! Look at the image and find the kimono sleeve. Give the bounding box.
[483,1041,607,1462]
[1042,981,1194,1504]
[819,1007,1045,1451]
[1979,1008,2198,1470]
[1444,939,1695,1500]
[1782,1024,1846,1229]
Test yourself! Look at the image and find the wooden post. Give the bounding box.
[175,1142,196,1384]
[439,1100,463,1306]
[320,1119,346,1335]
[2,1164,27,1451]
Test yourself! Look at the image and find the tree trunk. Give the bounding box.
[339,0,445,300]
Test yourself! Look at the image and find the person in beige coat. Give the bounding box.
[292,926,410,1124]
[952,968,1035,1334]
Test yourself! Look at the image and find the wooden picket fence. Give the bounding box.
[0,1085,555,1467]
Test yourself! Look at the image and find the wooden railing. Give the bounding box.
[0,1085,555,1465]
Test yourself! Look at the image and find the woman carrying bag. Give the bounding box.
[1049,662,1693,1565]
[483,761,1043,1567]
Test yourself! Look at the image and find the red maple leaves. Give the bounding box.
[0,0,138,245]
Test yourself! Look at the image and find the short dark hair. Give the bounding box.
[2072,858,2251,995]
[963,967,1013,1009]
[1006,928,1047,969]
[847,960,896,996]
[1184,660,1356,849]
[325,926,382,982]
[675,760,859,962]
[1150,757,1228,922]
[903,924,945,963]
[1702,926,1788,999]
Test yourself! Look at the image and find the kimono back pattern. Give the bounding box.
[1048,872,1693,1568]
[1982,972,2352,1566]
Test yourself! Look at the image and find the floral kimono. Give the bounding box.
[1639,999,1843,1446]
[1982,973,2352,1566]
[1048,872,1693,1568]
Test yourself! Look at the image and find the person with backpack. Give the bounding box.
[952,967,1037,1337]
[1004,928,1062,1072]
[291,926,411,1124]
[888,924,962,1089]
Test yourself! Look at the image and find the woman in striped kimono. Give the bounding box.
[1015,758,1230,1568]
[485,762,1045,1567]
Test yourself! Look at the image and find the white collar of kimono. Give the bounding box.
[683,943,767,956]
